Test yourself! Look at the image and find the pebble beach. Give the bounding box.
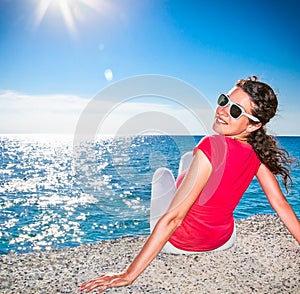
[0,214,299,294]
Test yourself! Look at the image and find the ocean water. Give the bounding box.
[1,134,299,254]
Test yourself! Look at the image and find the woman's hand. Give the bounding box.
[79,272,132,293]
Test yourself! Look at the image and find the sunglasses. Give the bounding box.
[217,94,260,123]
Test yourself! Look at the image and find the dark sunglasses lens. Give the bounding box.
[218,94,228,106]
[230,104,242,118]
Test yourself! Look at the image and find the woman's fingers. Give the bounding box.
[79,272,131,293]
[79,274,111,292]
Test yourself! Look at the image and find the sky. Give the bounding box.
[0,0,300,135]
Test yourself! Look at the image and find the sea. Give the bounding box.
[1,134,299,255]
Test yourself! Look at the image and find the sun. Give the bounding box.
[33,0,109,37]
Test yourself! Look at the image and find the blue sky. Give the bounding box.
[0,0,300,135]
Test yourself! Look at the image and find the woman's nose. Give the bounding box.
[217,106,229,117]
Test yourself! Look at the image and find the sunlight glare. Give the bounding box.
[34,0,52,28]
[33,0,110,37]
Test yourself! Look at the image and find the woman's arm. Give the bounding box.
[79,149,212,293]
[256,163,300,244]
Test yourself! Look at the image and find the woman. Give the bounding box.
[79,76,300,293]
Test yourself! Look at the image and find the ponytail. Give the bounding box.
[247,127,294,192]
[236,77,296,193]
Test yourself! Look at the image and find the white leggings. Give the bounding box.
[150,151,236,254]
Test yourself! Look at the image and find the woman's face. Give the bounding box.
[212,87,257,137]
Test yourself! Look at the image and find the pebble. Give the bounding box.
[0,214,299,293]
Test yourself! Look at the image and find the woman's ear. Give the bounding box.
[246,123,262,133]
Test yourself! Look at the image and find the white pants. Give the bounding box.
[150,151,236,254]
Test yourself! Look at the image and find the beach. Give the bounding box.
[0,214,299,294]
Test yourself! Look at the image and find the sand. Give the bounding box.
[0,214,299,294]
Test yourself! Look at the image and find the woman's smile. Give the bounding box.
[215,114,228,125]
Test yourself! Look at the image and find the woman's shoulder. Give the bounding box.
[195,135,227,156]
[201,135,253,150]
[198,134,226,146]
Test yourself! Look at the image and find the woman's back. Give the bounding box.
[169,135,260,251]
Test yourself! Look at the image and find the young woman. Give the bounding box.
[79,76,300,293]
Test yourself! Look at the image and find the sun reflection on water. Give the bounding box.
[0,134,155,254]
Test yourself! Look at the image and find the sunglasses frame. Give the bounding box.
[218,94,260,123]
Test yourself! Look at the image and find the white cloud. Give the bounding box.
[267,110,300,136]
[0,91,213,135]
[0,90,88,133]
[96,100,213,136]
[1,90,297,136]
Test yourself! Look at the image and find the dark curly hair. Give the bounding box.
[236,76,295,192]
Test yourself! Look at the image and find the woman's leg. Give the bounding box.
[150,167,176,232]
[178,151,193,175]
[150,151,193,232]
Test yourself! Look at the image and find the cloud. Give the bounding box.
[0,90,88,133]
[0,90,212,135]
[267,110,300,136]
[2,90,297,136]
[96,99,212,136]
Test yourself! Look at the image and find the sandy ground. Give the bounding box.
[0,214,299,294]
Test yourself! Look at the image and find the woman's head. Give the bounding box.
[213,87,261,137]
[235,76,278,126]
[213,76,278,138]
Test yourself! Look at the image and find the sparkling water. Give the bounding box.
[1,134,299,254]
